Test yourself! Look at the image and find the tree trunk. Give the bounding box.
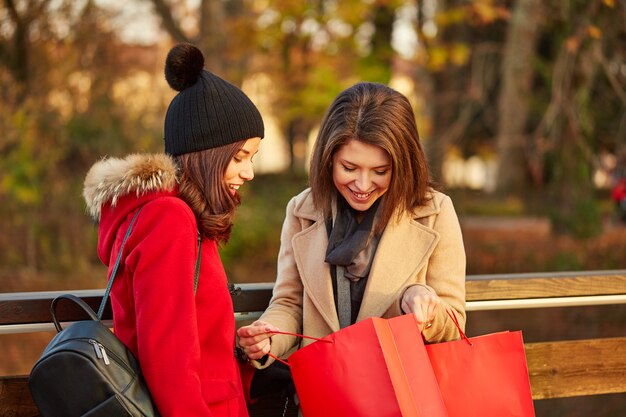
[198,0,227,76]
[286,118,309,174]
[495,0,544,193]
[366,3,395,82]
[548,42,601,237]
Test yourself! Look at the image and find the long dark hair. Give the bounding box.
[175,140,244,244]
[309,82,434,233]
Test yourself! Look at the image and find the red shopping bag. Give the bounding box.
[283,314,448,417]
[425,312,535,417]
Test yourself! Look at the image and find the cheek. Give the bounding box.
[332,168,350,188]
[378,175,392,191]
[223,164,237,182]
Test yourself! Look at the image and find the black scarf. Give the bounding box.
[325,197,383,281]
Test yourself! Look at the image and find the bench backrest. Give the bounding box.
[0,270,625,416]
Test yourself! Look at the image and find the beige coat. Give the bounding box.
[256,188,466,367]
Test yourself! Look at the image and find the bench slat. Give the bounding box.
[0,292,110,326]
[0,376,39,417]
[2,271,625,325]
[526,336,626,399]
[0,376,299,417]
[2,337,625,416]
[466,271,626,301]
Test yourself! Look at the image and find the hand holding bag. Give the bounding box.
[424,311,536,417]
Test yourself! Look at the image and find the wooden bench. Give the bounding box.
[1,270,625,416]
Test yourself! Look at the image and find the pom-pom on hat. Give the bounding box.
[163,43,264,156]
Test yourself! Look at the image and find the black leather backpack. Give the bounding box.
[28,208,160,416]
[29,293,159,417]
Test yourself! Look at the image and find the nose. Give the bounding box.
[354,171,371,191]
[240,161,255,181]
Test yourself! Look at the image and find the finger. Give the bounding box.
[246,348,268,360]
[237,323,273,338]
[262,323,280,333]
[401,286,422,314]
[252,319,280,333]
[422,300,433,323]
[243,341,268,354]
[412,305,428,326]
[428,294,441,320]
[245,340,272,360]
[427,300,439,322]
[237,332,273,348]
[401,298,413,314]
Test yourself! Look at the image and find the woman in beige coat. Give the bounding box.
[238,82,466,368]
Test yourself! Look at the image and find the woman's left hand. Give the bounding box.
[237,321,278,360]
[401,285,441,331]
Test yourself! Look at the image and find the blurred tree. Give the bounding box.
[148,0,257,83]
[495,0,545,193]
[2,0,48,102]
[0,0,166,276]
[258,0,405,172]
[411,0,624,236]
[414,0,508,183]
[2,0,626,282]
[534,0,624,236]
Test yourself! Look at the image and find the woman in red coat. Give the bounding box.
[82,43,262,417]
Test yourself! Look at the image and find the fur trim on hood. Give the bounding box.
[83,153,178,220]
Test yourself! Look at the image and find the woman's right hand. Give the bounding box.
[236,320,278,360]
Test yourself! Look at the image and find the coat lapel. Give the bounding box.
[291,201,341,332]
[290,191,443,330]
[356,206,440,322]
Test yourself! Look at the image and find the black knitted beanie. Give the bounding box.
[163,43,264,156]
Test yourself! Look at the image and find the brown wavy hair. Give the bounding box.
[309,82,435,233]
[174,141,244,244]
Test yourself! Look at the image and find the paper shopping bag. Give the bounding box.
[425,312,535,417]
[286,314,448,417]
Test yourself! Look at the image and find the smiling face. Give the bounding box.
[332,140,392,213]
[223,137,261,195]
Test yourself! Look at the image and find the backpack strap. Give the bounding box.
[97,208,143,319]
[194,230,201,293]
[97,207,202,319]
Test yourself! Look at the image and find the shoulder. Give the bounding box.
[287,188,321,221]
[429,189,454,211]
[412,189,454,219]
[139,195,197,236]
[291,188,313,207]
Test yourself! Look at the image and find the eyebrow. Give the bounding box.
[340,159,391,169]
[237,148,260,157]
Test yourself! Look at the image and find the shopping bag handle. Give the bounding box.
[446,309,472,346]
[269,330,332,342]
[265,330,333,367]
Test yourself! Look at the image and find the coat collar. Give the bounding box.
[291,189,443,331]
[83,153,178,221]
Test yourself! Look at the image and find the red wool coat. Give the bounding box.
[84,154,249,417]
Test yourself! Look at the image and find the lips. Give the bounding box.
[349,189,373,201]
[228,184,241,195]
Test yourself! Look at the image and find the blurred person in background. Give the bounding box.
[611,149,626,223]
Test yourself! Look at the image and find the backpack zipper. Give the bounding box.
[40,337,132,374]
[89,339,111,365]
